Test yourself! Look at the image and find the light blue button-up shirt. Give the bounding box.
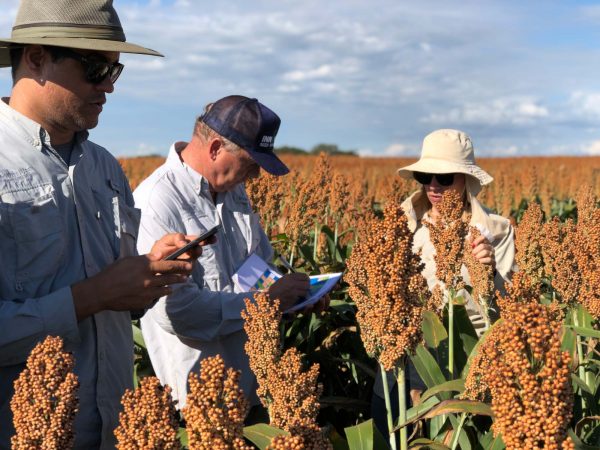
[0,98,140,449]
[134,142,273,408]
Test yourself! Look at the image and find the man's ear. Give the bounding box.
[22,45,48,81]
[208,138,222,161]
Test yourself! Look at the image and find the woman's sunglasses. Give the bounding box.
[52,47,124,85]
[413,172,456,186]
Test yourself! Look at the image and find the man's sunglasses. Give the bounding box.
[52,47,124,85]
[413,172,456,186]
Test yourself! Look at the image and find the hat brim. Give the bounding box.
[0,37,162,67]
[247,149,290,176]
[397,158,493,186]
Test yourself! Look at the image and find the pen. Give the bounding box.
[276,254,296,273]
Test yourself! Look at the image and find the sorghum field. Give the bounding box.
[11,154,600,449]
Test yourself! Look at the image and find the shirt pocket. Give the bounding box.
[119,201,140,257]
[10,185,65,283]
[92,179,140,259]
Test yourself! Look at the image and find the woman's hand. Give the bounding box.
[471,235,495,269]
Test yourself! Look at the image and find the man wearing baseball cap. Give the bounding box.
[134,95,327,412]
[0,1,204,447]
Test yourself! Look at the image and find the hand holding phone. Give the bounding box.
[163,225,219,261]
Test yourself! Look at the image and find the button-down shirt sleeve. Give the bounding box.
[136,205,254,342]
[134,149,275,339]
[0,287,79,366]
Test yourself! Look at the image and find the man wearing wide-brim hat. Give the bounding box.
[0,1,204,448]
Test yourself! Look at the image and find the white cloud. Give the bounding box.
[283,65,334,82]
[582,140,600,156]
[569,91,600,118]
[383,143,414,156]
[422,97,549,126]
[1,0,600,156]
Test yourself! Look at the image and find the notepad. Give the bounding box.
[232,253,342,313]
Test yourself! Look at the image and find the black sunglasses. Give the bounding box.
[413,172,456,186]
[52,47,124,85]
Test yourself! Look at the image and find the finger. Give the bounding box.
[473,248,492,261]
[286,273,310,282]
[201,235,217,246]
[315,296,331,314]
[142,286,173,302]
[149,260,193,275]
[147,273,188,287]
[471,235,487,247]
[166,232,189,247]
[477,256,494,265]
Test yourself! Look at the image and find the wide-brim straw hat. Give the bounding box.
[397,129,493,189]
[0,0,162,67]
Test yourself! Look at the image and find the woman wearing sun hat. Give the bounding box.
[396,128,515,310]
[372,129,515,438]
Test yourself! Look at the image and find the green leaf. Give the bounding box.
[344,419,389,450]
[448,414,471,450]
[450,305,478,374]
[574,416,600,439]
[177,427,188,448]
[330,427,351,450]
[569,325,600,339]
[486,433,505,450]
[408,438,450,449]
[420,379,465,403]
[422,399,493,419]
[243,424,288,449]
[572,373,593,395]
[410,344,447,390]
[562,325,577,355]
[401,399,493,427]
[568,429,599,450]
[422,311,448,349]
[573,304,595,328]
[132,323,146,348]
[403,396,441,423]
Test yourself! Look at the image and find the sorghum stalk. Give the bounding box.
[450,413,467,450]
[380,363,397,450]
[572,312,587,411]
[448,288,455,379]
[396,362,408,450]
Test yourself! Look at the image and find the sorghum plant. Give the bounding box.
[243,292,330,449]
[11,336,79,450]
[114,376,179,449]
[464,296,574,450]
[345,200,429,449]
[183,355,251,450]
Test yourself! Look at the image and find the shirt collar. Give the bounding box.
[0,97,88,151]
[166,141,211,196]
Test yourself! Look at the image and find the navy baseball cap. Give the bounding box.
[200,95,289,176]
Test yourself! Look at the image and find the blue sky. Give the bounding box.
[3,0,600,157]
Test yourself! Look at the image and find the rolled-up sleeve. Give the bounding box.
[0,287,79,366]
[148,280,252,342]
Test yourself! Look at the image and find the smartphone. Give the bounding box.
[163,225,219,261]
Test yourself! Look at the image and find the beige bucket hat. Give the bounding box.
[0,0,162,67]
[397,129,493,187]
